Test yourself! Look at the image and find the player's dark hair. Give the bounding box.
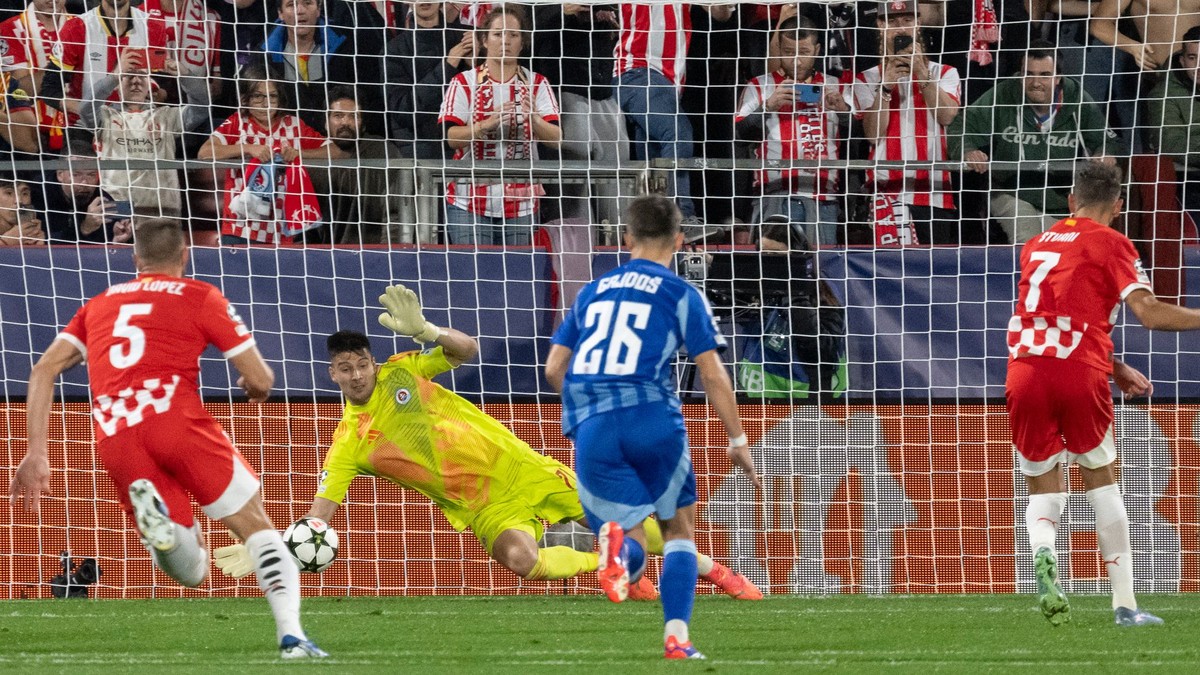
[1072,161,1123,208]
[626,195,681,243]
[327,330,372,359]
[132,218,185,266]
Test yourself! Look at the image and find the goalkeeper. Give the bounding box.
[217,285,761,599]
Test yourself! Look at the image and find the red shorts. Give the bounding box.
[1006,356,1115,473]
[97,406,259,528]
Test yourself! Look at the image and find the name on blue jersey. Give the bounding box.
[597,271,663,295]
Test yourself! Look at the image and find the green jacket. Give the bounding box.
[1145,71,1200,169]
[949,76,1123,216]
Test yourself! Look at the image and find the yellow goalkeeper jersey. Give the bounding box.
[316,347,540,531]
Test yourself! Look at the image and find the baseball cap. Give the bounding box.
[878,1,917,16]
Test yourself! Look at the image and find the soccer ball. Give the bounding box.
[283,517,339,573]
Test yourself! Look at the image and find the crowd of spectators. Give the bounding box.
[1,0,1199,249]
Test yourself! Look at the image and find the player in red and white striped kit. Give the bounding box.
[9,219,326,658]
[1006,162,1200,628]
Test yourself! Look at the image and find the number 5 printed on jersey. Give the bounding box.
[110,303,153,369]
[572,301,652,376]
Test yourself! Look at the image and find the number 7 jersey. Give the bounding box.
[551,257,726,436]
[1008,216,1151,373]
[57,273,256,440]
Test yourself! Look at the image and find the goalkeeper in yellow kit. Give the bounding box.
[216,285,761,597]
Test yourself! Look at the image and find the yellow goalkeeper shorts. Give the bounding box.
[470,452,584,555]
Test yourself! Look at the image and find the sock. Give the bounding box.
[639,517,713,574]
[526,547,597,580]
[148,523,208,587]
[622,538,646,582]
[661,539,698,644]
[642,517,664,555]
[1087,484,1136,610]
[1025,492,1067,555]
[245,529,305,643]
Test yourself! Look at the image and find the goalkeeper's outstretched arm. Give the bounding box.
[378,284,479,365]
[307,497,339,522]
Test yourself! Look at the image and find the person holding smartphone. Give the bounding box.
[853,0,961,246]
[735,16,851,247]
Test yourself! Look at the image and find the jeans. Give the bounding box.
[444,206,535,246]
[614,67,696,217]
[753,194,842,247]
[1056,19,1141,148]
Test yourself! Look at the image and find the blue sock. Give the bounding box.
[621,537,646,582]
[661,539,698,625]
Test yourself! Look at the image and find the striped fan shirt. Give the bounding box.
[209,112,327,244]
[51,6,168,104]
[439,65,560,220]
[735,70,846,200]
[614,2,691,89]
[852,61,960,210]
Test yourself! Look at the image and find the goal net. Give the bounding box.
[2,1,1199,599]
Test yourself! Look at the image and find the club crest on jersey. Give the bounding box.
[394,388,411,405]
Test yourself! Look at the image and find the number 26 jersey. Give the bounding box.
[552,257,726,436]
[1008,217,1151,374]
[58,273,256,440]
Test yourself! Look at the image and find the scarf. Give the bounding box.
[473,63,532,160]
[19,5,67,150]
[969,0,1000,66]
[229,156,323,240]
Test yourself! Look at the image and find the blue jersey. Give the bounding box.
[551,257,726,435]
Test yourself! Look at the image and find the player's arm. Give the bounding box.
[694,349,762,489]
[1112,357,1153,397]
[229,344,274,402]
[10,339,84,512]
[545,344,572,393]
[307,496,339,522]
[1124,288,1200,331]
[378,283,479,366]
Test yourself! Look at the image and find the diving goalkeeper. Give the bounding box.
[216,285,761,599]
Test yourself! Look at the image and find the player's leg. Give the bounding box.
[221,494,326,657]
[1078,451,1164,627]
[641,516,762,600]
[572,409,657,603]
[1063,368,1162,627]
[97,432,210,588]
[483,519,597,581]
[658,504,703,660]
[1007,358,1071,625]
[147,415,325,657]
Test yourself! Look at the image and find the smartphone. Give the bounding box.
[147,47,168,73]
[892,34,914,54]
[793,83,821,105]
[105,200,134,224]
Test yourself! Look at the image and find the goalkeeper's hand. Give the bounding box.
[378,284,441,344]
[214,543,255,579]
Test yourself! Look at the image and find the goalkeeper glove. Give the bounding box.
[378,284,441,344]
[213,543,254,579]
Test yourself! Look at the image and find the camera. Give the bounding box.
[678,252,708,286]
[49,552,102,599]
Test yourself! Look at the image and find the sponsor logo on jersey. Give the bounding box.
[394,388,411,405]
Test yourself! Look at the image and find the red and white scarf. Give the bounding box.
[969,0,1000,66]
[473,63,533,160]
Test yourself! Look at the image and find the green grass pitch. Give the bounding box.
[3,594,1199,673]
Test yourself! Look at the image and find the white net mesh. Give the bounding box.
[2,1,1200,598]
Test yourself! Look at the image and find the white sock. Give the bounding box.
[696,553,714,576]
[148,523,208,587]
[1025,492,1067,555]
[245,529,305,642]
[664,619,689,644]
[1087,484,1136,610]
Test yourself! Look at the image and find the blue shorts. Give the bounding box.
[571,402,697,533]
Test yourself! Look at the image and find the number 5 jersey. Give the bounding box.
[57,274,255,440]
